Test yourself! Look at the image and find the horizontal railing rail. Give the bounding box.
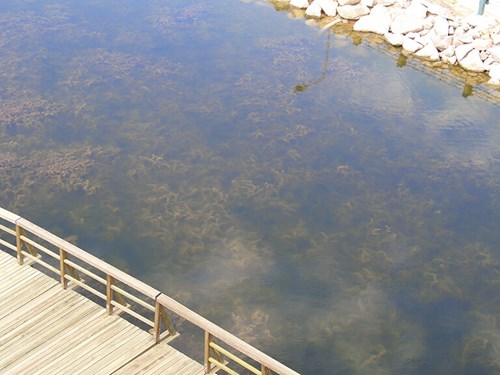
[0,207,299,375]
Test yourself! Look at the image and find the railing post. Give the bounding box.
[154,299,161,344]
[106,274,113,315]
[59,248,68,289]
[204,331,213,374]
[262,364,271,375]
[15,223,23,265]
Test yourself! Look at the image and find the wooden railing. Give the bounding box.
[0,207,300,375]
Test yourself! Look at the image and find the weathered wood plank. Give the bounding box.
[0,298,98,370]
[33,315,129,374]
[2,308,110,375]
[60,324,142,374]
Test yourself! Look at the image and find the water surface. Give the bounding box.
[1,0,499,374]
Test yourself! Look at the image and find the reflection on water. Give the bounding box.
[1,0,499,374]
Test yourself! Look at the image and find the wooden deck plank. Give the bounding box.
[0,297,98,369]
[0,292,84,345]
[114,341,204,375]
[2,308,111,375]
[113,343,180,374]
[0,250,208,375]
[1,296,91,352]
[62,325,143,375]
[34,316,131,375]
[0,276,58,319]
[85,332,155,375]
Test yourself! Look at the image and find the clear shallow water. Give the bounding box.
[1,0,499,374]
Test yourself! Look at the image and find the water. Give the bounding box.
[1,0,499,374]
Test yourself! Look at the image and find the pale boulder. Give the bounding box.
[384,32,404,46]
[488,63,500,80]
[472,38,493,50]
[391,14,424,35]
[465,15,495,30]
[317,0,338,16]
[290,0,310,9]
[306,1,322,17]
[405,2,428,19]
[440,54,457,65]
[337,4,370,20]
[421,1,452,18]
[353,5,392,35]
[441,45,455,58]
[361,0,375,7]
[454,44,474,61]
[429,30,453,51]
[488,46,500,61]
[433,16,449,36]
[338,0,360,5]
[458,49,486,72]
[415,42,440,60]
[402,37,423,53]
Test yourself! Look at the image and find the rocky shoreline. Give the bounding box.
[281,0,500,85]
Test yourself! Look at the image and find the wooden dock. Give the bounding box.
[0,207,300,375]
[0,250,204,375]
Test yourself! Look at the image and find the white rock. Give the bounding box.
[458,49,485,71]
[337,4,370,19]
[405,2,428,19]
[483,57,496,68]
[421,1,452,19]
[382,0,396,5]
[415,42,440,60]
[306,1,322,17]
[465,15,495,30]
[353,5,391,34]
[455,44,474,61]
[391,14,424,35]
[290,0,310,9]
[441,54,457,64]
[472,38,493,51]
[488,63,500,79]
[441,45,455,57]
[396,0,411,7]
[402,37,423,53]
[433,16,449,36]
[317,0,338,16]
[384,32,404,46]
[423,16,434,30]
[338,0,360,5]
[480,50,489,61]
[431,32,453,51]
[493,34,500,45]
[361,0,375,7]
[488,46,500,61]
[487,77,500,85]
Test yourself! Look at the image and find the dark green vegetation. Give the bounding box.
[0,0,499,374]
